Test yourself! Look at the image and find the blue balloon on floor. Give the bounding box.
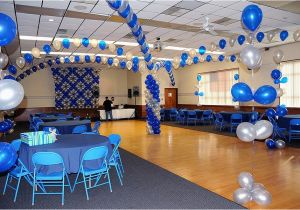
[238,35,245,45]
[254,85,277,105]
[271,69,282,80]
[256,32,265,42]
[0,142,17,173]
[265,139,276,149]
[241,5,263,32]
[280,30,288,41]
[0,13,17,46]
[265,108,276,117]
[231,82,253,102]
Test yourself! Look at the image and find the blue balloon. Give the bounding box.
[118,4,131,18]
[254,85,277,105]
[128,13,137,28]
[4,75,16,80]
[230,55,236,62]
[8,65,17,74]
[19,73,25,79]
[274,79,280,84]
[206,55,212,62]
[219,39,226,49]
[39,63,45,69]
[132,64,139,73]
[194,91,198,96]
[0,142,17,173]
[218,55,225,62]
[147,62,154,70]
[120,60,126,69]
[62,38,70,49]
[64,57,70,63]
[256,32,265,42]
[25,69,31,75]
[32,66,37,72]
[132,57,139,65]
[271,69,282,80]
[99,40,106,50]
[43,44,51,54]
[95,56,101,63]
[276,105,288,117]
[199,92,204,96]
[107,0,122,9]
[108,57,113,66]
[280,77,288,84]
[193,56,199,64]
[231,82,253,102]
[47,59,53,66]
[180,60,186,67]
[234,74,239,81]
[238,35,246,45]
[117,47,123,56]
[198,46,206,55]
[181,52,188,61]
[265,139,276,149]
[280,30,288,41]
[85,55,91,63]
[241,5,263,32]
[197,74,202,81]
[0,13,17,46]
[24,53,33,63]
[165,61,172,72]
[265,108,276,117]
[82,38,89,47]
[75,55,80,63]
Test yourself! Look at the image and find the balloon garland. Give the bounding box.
[145,74,161,134]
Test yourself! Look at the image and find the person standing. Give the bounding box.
[103,97,113,120]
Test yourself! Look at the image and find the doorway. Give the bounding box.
[164,88,178,108]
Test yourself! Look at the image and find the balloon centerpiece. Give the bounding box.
[194,73,204,106]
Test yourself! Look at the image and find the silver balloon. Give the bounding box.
[254,120,273,140]
[0,53,9,69]
[240,45,262,70]
[293,29,300,41]
[233,188,252,205]
[229,36,236,47]
[252,189,272,206]
[238,172,254,190]
[210,42,217,51]
[275,139,286,149]
[252,183,265,192]
[247,34,253,44]
[16,57,25,69]
[267,31,275,42]
[276,88,284,98]
[273,49,284,64]
[0,79,24,110]
[236,122,256,142]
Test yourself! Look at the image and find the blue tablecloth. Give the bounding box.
[19,134,112,174]
[39,120,91,134]
[278,115,300,130]
[39,116,74,122]
[219,112,253,122]
[34,113,64,117]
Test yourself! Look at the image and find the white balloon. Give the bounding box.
[276,88,284,97]
[229,36,236,47]
[53,40,61,51]
[31,47,41,58]
[189,49,196,58]
[240,45,262,70]
[233,188,252,205]
[267,31,275,42]
[210,42,217,51]
[173,56,180,64]
[73,38,81,47]
[126,61,132,70]
[293,29,300,41]
[90,39,98,48]
[0,79,24,110]
[113,58,119,66]
[252,189,272,206]
[90,54,95,63]
[69,55,75,63]
[238,172,254,190]
[59,57,65,64]
[0,53,9,69]
[80,55,85,63]
[102,57,107,64]
[108,43,116,52]
[273,49,284,64]
[126,52,133,60]
[236,122,256,142]
[254,120,273,140]
[16,57,25,69]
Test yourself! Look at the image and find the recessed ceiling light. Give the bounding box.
[48,18,54,22]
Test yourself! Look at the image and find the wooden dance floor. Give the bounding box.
[100,120,300,209]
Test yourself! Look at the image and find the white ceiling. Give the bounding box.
[1,0,300,63]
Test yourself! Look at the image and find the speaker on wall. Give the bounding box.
[128,89,132,98]
[133,86,139,97]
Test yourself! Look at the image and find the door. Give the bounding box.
[164,88,178,108]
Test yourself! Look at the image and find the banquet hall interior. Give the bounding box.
[1,0,300,209]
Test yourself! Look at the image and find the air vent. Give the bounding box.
[165,38,181,43]
[162,6,190,16]
[213,17,238,26]
[175,0,205,10]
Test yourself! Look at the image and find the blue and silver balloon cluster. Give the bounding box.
[271,49,288,84]
[106,0,154,70]
[0,119,15,134]
[265,138,286,150]
[265,104,288,118]
[145,74,161,134]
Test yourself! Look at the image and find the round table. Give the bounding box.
[19,134,112,174]
[278,115,300,130]
[39,120,91,134]
[39,116,74,122]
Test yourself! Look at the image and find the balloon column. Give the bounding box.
[145,74,161,135]
[164,61,175,86]
[194,73,204,106]
[233,172,272,206]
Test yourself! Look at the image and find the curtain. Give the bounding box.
[280,61,300,107]
[200,69,238,105]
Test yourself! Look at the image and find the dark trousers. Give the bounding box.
[105,110,113,120]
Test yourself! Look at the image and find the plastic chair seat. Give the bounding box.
[290,130,300,133]
[36,171,64,180]
[81,166,107,176]
[9,166,31,178]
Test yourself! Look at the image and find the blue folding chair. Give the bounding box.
[214,113,225,131]
[177,110,186,124]
[42,126,60,134]
[169,108,178,121]
[268,116,287,140]
[249,112,259,124]
[160,109,165,121]
[187,110,197,125]
[289,119,300,143]
[92,121,101,134]
[3,140,36,202]
[73,146,111,200]
[72,125,88,134]
[31,152,71,205]
[201,110,213,125]
[32,117,44,131]
[74,116,81,120]
[108,134,124,185]
[230,113,242,132]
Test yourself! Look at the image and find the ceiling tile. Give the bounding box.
[153,14,176,22]
[193,3,223,14]
[15,0,42,7]
[43,0,70,9]
[142,3,173,13]
[209,0,236,7]
[175,0,206,10]
[137,10,159,19]
[68,2,95,13]
[170,16,192,24]
[213,7,240,17]
[91,1,113,15]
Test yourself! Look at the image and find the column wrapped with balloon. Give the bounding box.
[164,60,175,86]
[145,74,161,134]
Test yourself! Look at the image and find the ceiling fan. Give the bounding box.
[199,16,230,36]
